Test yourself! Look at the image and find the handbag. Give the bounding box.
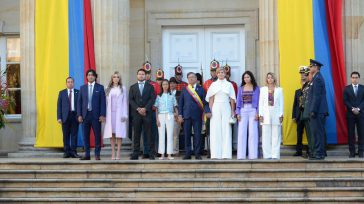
[229,116,237,124]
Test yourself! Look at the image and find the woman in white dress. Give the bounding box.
[103,71,128,160]
[205,67,236,159]
[259,72,284,159]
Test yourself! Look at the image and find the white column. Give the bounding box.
[259,0,279,85]
[19,0,36,145]
[91,0,130,87]
[344,0,364,81]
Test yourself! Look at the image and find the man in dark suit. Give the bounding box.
[77,69,106,160]
[292,66,309,157]
[57,77,80,158]
[129,68,156,160]
[343,71,364,158]
[178,72,211,160]
[307,59,328,160]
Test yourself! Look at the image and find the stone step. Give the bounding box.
[1,187,364,198]
[0,168,363,179]
[1,177,364,188]
[0,159,363,170]
[1,196,364,203]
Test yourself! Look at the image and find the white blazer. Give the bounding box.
[258,86,284,125]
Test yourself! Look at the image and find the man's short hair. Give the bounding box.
[187,72,196,78]
[137,68,146,74]
[66,77,74,82]
[86,69,98,78]
[351,71,360,78]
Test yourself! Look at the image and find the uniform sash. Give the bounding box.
[186,84,204,112]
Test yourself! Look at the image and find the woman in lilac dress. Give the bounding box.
[103,71,128,160]
[236,71,260,159]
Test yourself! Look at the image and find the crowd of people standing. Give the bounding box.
[58,58,363,161]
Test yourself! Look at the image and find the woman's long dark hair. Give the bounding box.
[159,79,171,96]
[241,71,258,90]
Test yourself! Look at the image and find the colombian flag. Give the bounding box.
[278,0,347,145]
[35,0,97,147]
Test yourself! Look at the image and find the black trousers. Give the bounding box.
[296,119,305,153]
[347,113,364,154]
[61,111,79,155]
[132,112,155,157]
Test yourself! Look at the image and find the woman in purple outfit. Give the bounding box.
[236,71,260,159]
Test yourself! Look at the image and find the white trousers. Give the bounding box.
[262,107,282,159]
[210,102,232,159]
[158,113,174,154]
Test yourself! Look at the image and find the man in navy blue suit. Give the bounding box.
[178,72,211,160]
[57,77,80,158]
[77,69,106,160]
[307,59,328,160]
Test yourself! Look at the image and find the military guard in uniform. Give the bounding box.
[292,66,310,157]
[307,59,328,160]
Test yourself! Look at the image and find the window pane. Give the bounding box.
[6,38,20,62]
[5,90,21,114]
[6,64,20,88]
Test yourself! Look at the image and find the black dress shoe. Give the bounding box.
[142,154,150,159]
[70,153,81,158]
[183,155,191,160]
[80,156,90,160]
[195,155,202,160]
[130,155,139,160]
[308,156,317,160]
[149,155,155,160]
[349,153,355,158]
[293,152,302,157]
[63,153,70,158]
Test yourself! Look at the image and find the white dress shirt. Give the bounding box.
[67,88,75,111]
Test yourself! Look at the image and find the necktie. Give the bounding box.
[68,90,72,111]
[88,85,93,111]
[354,85,358,96]
[139,83,144,95]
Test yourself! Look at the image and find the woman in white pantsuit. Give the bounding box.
[259,73,284,159]
[206,68,236,159]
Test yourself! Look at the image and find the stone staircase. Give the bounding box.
[0,158,364,203]
[6,138,133,158]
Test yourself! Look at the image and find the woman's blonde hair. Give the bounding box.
[106,71,123,96]
[265,72,277,86]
